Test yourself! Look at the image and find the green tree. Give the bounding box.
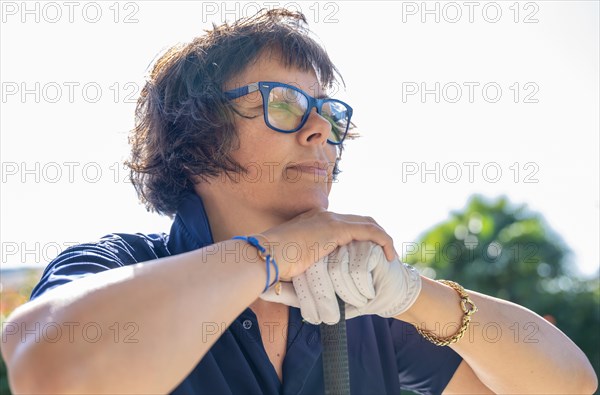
[405,195,600,393]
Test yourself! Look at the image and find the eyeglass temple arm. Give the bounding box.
[224,82,260,100]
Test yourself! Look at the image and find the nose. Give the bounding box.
[296,108,331,146]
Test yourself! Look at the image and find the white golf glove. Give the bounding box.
[260,241,422,325]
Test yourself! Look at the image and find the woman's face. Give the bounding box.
[204,52,339,219]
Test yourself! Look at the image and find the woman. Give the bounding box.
[2,9,597,395]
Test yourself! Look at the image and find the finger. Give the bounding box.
[328,245,368,306]
[333,214,389,241]
[347,241,376,300]
[338,222,397,262]
[330,214,397,260]
[304,258,340,325]
[292,273,321,324]
[332,213,379,225]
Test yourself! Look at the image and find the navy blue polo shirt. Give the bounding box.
[30,192,463,395]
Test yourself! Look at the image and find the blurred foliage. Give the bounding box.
[1,268,42,395]
[404,195,600,393]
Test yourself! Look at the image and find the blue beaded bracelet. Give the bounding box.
[232,235,279,293]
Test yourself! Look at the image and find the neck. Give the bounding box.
[196,189,290,243]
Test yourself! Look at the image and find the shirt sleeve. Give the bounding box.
[389,319,463,395]
[29,233,169,301]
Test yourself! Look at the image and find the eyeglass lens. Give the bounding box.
[267,86,349,143]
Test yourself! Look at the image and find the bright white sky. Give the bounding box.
[1,1,598,279]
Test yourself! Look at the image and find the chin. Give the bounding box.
[304,193,329,210]
[280,193,329,217]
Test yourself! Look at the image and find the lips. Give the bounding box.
[290,166,328,176]
[286,161,330,177]
[288,161,329,170]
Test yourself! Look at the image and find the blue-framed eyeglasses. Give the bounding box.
[224,81,353,145]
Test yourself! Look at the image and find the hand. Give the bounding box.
[260,241,422,325]
[260,209,397,281]
[340,241,422,319]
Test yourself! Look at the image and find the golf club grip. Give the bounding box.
[321,295,351,395]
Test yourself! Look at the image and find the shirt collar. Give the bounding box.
[167,191,215,254]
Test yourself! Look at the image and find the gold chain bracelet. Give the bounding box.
[414,280,478,346]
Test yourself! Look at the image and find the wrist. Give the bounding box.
[232,235,280,293]
[395,277,478,346]
[226,239,269,295]
[254,232,292,281]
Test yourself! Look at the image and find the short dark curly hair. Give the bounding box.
[126,9,351,217]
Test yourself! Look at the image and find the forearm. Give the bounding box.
[396,276,598,394]
[2,239,266,394]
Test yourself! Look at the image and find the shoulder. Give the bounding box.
[100,232,171,261]
[29,232,171,301]
[55,232,171,265]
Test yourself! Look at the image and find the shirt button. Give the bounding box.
[243,319,252,330]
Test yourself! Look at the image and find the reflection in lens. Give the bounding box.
[322,101,349,143]
[268,87,307,131]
